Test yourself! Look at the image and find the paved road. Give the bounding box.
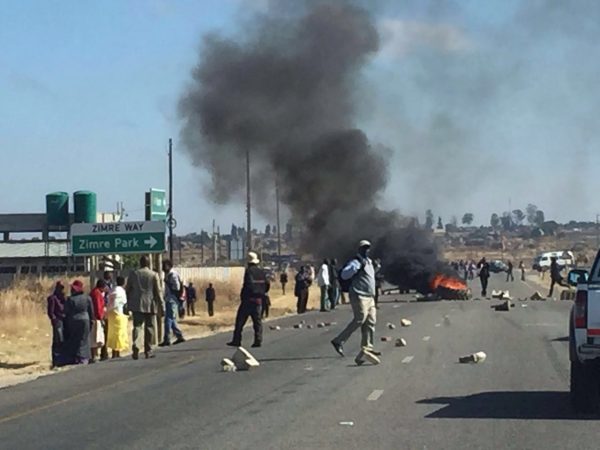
[0,274,588,449]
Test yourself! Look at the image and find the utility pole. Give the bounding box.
[596,214,599,248]
[276,179,281,258]
[212,219,217,267]
[200,230,205,266]
[246,148,252,253]
[168,138,174,262]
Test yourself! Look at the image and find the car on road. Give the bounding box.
[567,259,600,413]
[533,250,575,271]
[489,260,508,273]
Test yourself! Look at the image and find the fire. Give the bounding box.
[430,274,467,292]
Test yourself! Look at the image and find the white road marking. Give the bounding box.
[423,336,431,341]
[367,389,384,401]
[523,323,562,327]
[435,323,441,327]
[402,356,414,363]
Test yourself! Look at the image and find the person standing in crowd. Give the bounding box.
[549,256,567,297]
[205,283,216,317]
[46,281,66,368]
[262,292,271,319]
[100,270,114,361]
[186,282,197,317]
[331,240,381,366]
[126,256,164,360]
[106,276,129,359]
[308,264,316,284]
[89,280,107,363]
[506,260,514,282]
[374,258,384,309]
[63,280,94,365]
[280,271,288,295]
[295,266,311,314]
[468,261,475,280]
[519,260,526,281]
[160,259,186,347]
[317,259,330,312]
[327,259,340,310]
[227,252,270,348]
[478,257,490,297]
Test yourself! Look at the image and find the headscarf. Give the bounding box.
[71,280,84,295]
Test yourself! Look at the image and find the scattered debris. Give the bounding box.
[324,322,336,327]
[530,291,543,301]
[394,298,400,303]
[269,325,281,331]
[359,349,381,365]
[492,290,512,300]
[401,319,412,327]
[307,324,314,329]
[387,323,396,330]
[381,336,392,342]
[492,300,512,312]
[221,358,237,372]
[459,351,487,364]
[395,338,407,347]
[317,322,326,328]
[231,347,260,371]
[521,304,528,308]
[339,421,354,426]
[293,324,303,329]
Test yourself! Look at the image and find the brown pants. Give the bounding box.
[132,312,155,353]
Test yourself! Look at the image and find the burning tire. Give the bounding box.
[436,286,471,300]
[431,274,471,300]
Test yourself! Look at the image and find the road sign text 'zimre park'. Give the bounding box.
[71,221,166,256]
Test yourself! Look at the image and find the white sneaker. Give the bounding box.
[361,349,381,365]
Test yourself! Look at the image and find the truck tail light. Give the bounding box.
[575,290,588,329]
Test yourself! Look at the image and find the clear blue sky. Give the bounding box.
[2,1,598,234]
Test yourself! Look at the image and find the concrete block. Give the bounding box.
[293,324,303,329]
[324,322,336,327]
[380,336,392,342]
[317,322,326,328]
[307,324,314,329]
[232,347,260,371]
[387,323,396,330]
[401,318,412,327]
[269,325,281,331]
[459,351,487,364]
[530,291,543,301]
[493,300,511,312]
[221,358,237,372]
[395,338,407,347]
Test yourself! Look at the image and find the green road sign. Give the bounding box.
[145,188,167,221]
[71,221,166,256]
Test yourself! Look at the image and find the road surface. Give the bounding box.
[0,274,589,449]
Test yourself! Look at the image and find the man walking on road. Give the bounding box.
[160,260,186,347]
[519,260,526,281]
[227,252,270,348]
[280,271,288,295]
[506,260,514,282]
[331,240,380,366]
[548,257,567,298]
[126,256,164,360]
[478,257,490,297]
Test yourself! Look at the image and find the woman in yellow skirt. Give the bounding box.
[107,276,129,358]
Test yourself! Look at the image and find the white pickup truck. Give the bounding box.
[568,264,600,413]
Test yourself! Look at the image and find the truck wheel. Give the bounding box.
[570,360,600,414]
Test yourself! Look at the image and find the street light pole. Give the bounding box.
[246,148,252,253]
[168,138,174,262]
[276,178,281,259]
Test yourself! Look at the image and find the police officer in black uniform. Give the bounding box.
[227,252,270,348]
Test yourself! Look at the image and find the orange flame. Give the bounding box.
[430,274,467,292]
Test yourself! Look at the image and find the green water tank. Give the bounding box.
[46,192,70,227]
[73,191,97,223]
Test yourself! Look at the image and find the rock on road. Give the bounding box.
[0,275,588,449]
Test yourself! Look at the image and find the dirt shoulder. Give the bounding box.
[0,285,320,389]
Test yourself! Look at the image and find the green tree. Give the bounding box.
[535,210,545,227]
[425,209,434,230]
[512,209,525,225]
[490,213,500,229]
[462,213,474,225]
[437,217,444,229]
[526,204,538,225]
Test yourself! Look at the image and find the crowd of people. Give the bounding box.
[46,257,219,368]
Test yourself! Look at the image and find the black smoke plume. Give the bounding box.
[178,1,449,292]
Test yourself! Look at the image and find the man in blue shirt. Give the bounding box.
[331,240,380,365]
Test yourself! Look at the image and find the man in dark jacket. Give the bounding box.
[478,257,490,297]
[186,283,197,316]
[295,266,311,314]
[506,260,514,282]
[549,257,567,297]
[205,283,216,317]
[280,271,288,295]
[227,252,270,348]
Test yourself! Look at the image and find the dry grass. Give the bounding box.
[0,274,318,388]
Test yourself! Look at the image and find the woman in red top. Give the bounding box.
[89,279,107,363]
